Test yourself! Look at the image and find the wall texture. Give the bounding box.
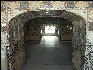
[24,20,41,41]
[1,1,93,70]
[59,19,73,41]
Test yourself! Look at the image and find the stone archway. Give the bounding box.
[59,10,86,70]
[9,10,86,70]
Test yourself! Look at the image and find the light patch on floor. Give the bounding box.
[21,36,73,70]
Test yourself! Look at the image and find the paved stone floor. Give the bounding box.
[21,36,73,70]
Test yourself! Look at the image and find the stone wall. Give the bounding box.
[72,20,86,70]
[7,12,36,70]
[59,11,86,70]
[1,1,93,70]
[59,20,73,41]
[84,8,93,70]
[9,17,24,70]
[24,20,41,41]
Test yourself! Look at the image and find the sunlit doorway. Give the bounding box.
[45,26,56,33]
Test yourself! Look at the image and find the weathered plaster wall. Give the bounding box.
[1,1,93,70]
[24,21,41,41]
[1,1,89,23]
[59,20,73,41]
[84,8,93,70]
[59,25,73,41]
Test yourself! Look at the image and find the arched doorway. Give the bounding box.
[9,10,86,70]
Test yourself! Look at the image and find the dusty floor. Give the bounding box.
[21,36,73,70]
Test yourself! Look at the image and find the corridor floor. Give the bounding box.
[21,36,73,70]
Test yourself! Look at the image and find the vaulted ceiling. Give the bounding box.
[26,14,72,26]
[28,10,65,17]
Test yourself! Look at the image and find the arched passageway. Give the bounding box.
[9,10,86,70]
[22,17,73,70]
